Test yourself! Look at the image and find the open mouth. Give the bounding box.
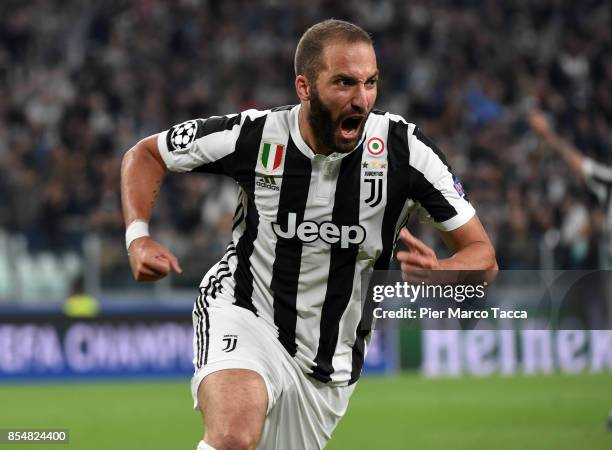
[339,115,364,140]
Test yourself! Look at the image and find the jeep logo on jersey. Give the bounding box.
[169,120,198,152]
[260,142,285,172]
[273,212,366,248]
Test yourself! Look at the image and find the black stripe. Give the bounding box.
[216,266,231,279]
[270,137,312,357]
[195,290,208,368]
[364,178,383,207]
[350,119,412,383]
[371,178,383,207]
[210,277,222,299]
[232,209,245,231]
[364,179,376,203]
[270,104,296,112]
[310,148,363,383]
[215,271,233,296]
[196,114,242,139]
[202,306,210,366]
[197,284,212,367]
[415,126,472,203]
[232,199,244,222]
[592,174,612,187]
[204,276,216,299]
[408,171,457,222]
[233,114,268,315]
[193,306,203,368]
[195,280,213,368]
[414,126,451,169]
[192,153,235,176]
[375,120,412,271]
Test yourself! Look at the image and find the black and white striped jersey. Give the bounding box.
[583,157,612,264]
[157,104,476,385]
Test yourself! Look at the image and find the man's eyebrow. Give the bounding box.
[333,71,380,80]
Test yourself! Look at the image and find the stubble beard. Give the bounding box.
[307,87,366,154]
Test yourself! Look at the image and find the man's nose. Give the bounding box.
[351,84,368,112]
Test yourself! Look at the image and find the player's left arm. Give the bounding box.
[396,215,497,271]
[396,125,497,272]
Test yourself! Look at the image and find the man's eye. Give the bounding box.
[366,78,378,86]
[336,79,353,86]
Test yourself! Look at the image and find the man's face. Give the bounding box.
[307,41,378,153]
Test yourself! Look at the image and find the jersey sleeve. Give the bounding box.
[157,114,243,176]
[407,125,475,231]
[582,157,612,203]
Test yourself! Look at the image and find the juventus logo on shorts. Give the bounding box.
[364,178,383,207]
[222,335,238,352]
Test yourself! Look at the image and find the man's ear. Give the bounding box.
[295,75,312,101]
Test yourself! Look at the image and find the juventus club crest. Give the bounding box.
[364,178,383,207]
[222,334,238,352]
[363,137,387,207]
[259,141,285,173]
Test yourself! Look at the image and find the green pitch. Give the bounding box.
[0,373,610,450]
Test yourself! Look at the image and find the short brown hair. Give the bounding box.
[294,19,372,82]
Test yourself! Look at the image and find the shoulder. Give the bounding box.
[366,109,420,151]
[367,109,417,134]
[367,110,450,166]
[238,105,297,127]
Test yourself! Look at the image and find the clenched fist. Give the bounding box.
[128,237,182,282]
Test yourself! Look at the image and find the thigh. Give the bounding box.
[259,370,356,450]
[199,368,268,448]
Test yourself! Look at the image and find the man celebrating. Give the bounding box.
[121,19,496,450]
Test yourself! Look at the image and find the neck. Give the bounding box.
[298,105,332,156]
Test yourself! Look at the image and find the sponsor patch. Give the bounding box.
[168,120,198,152]
[454,177,465,197]
[367,137,385,156]
[259,141,285,173]
[222,334,238,352]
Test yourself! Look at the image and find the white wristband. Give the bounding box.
[125,220,150,251]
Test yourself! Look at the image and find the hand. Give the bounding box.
[396,228,440,274]
[128,237,182,282]
[528,110,553,141]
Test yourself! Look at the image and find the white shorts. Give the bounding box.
[190,297,355,450]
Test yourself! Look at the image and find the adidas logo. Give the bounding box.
[256,175,280,191]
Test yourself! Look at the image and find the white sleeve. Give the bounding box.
[582,157,612,203]
[157,113,244,174]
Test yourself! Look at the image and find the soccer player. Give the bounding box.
[121,19,497,450]
[529,109,612,266]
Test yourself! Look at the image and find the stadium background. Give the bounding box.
[0,1,611,449]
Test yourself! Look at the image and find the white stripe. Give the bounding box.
[248,110,291,325]
[293,156,338,372]
[330,115,389,383]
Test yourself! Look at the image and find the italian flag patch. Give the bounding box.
[260,142,285,172]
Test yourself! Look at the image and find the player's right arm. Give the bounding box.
[121,134,182,281]
[121,112,256,281]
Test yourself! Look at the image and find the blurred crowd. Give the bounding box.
[1,0,611,296]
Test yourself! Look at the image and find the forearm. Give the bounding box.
[120,136,166,227]
[542,133,585,179]
[438,241,498,271]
